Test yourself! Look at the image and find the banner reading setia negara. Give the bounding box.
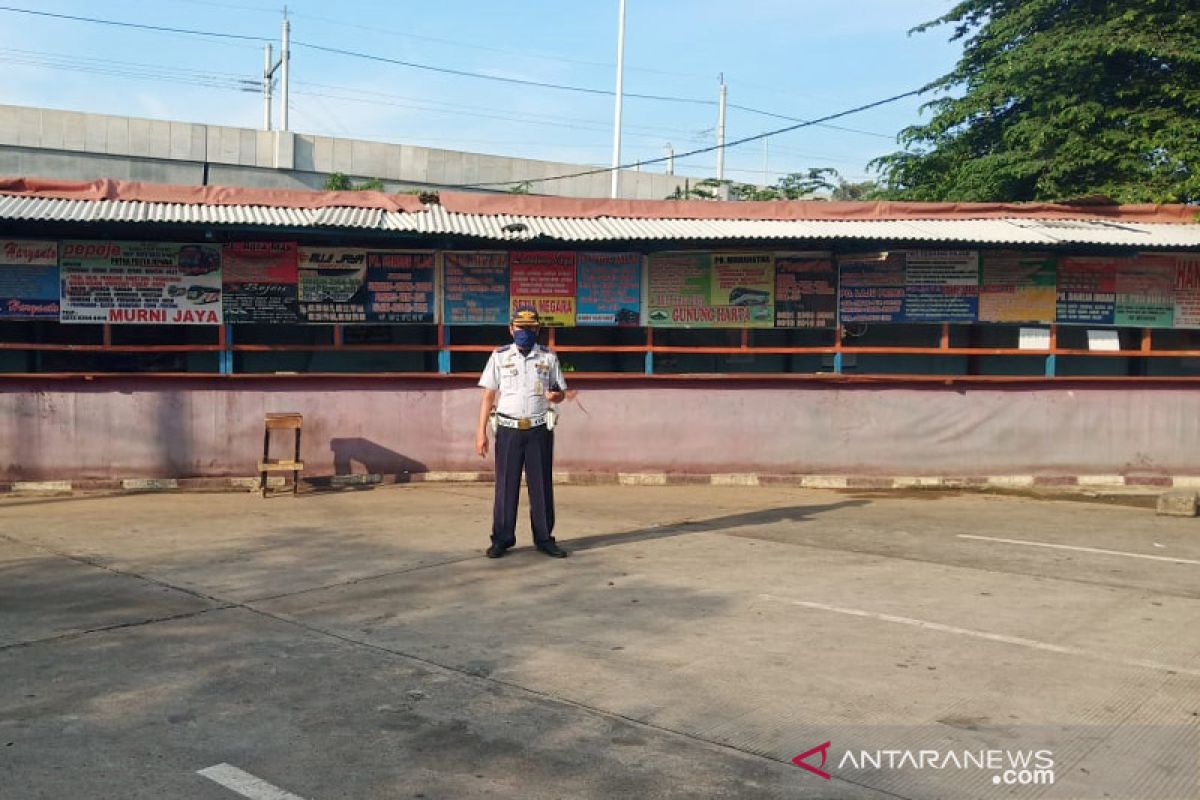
[576,252,642,326]
[509,251,576,326]
[59,241,222,324]
[222,242,299,324]
[647,252,775,327]
[0,240,59,319]
[443,251,510,325]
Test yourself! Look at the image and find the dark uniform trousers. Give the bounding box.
[492,423,555,548]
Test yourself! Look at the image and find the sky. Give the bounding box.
[0,0,964,188]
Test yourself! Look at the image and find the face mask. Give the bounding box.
[513,328,538,349]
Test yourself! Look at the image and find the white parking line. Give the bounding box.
[759,594,1200,678]
[957,534,1200,565]
[198,764,308,800]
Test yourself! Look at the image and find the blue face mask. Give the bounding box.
[513,328,538,349]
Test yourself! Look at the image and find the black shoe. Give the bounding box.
[536,542,568,558]
[486,544,508,558]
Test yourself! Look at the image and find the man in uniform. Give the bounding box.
[475,307,568,558]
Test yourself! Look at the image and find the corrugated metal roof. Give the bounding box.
[2,194,1199,249]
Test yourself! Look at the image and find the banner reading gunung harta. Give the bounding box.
[648,252,774,327]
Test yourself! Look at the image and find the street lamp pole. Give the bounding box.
[610,0,627,199]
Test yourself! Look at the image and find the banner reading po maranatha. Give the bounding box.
[60,241,222,324]
[0,240,59,319]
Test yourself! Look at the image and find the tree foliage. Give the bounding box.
[323,172,385,192]
[872,1,1200,203]
[666,169,878,202]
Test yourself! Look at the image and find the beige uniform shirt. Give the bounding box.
[478,344,567,419]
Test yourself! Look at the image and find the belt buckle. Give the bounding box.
[518,418,531,431]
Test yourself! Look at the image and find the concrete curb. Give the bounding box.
[2,472,1197,497]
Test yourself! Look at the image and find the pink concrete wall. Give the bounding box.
[1,378,1198,480]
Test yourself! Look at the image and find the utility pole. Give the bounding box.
[763,137,769,188]
[280,9,291,131]
[610,0,626,199]
[665,143,674,175]
[262,43,274,131]
[716,74,727,199]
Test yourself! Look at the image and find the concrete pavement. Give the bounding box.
[2,485,1198,798]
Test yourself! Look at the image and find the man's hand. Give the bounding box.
[544,390,565,403]
[475,432,489,458]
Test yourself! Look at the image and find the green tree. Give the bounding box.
[774,168,838,199]
[666,171,846,201]
[872,1,1200,203]
[324,172,386,191]
[830,178,879,201]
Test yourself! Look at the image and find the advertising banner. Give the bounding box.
[366,251,435,323]
[0,240,59,319]
[647,252,774,327]
[576,252,642,326]
[298,247,368,323]
[647,252,708,326]
[1114,256,1175,327]
[1056,257,1117,324]
[222,241,299,324]
[979,252,1057,323]
[60,241,222,324]
[838,252,906,323]
[1171,254,1200,328]
[443,251,509,325]
[509,251,576,326]
[903,250,980,322]
[774,252,836,328]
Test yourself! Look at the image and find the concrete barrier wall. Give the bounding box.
[1,379,1197,481]
[0,104,693,199]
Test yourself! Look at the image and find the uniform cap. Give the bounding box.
[511,307,541,327]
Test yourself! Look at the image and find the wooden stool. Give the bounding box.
[258,412,304,497]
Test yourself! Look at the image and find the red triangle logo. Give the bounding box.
[792,741,832,780]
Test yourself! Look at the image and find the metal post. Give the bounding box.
[280,11,290,131]
[1045,324,1057,377]
[716,74,727,195]
[609,0,626,199]
[665,143,674,175]
[438,325,451,374]
[221,324,233,375]
[263,43,273,131]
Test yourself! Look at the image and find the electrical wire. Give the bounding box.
[452,89,921,188]
[0,3,912,144]
[729,103,896,140]
[286,9,712,81]
[0,4,270,41]
[291,40,714,106]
